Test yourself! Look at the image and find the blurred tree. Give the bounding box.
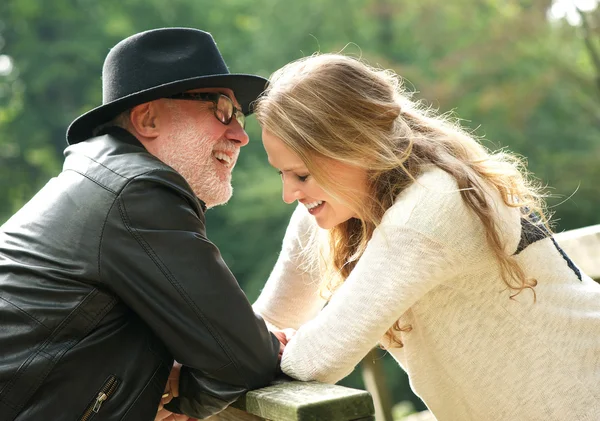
[1,0,599,411]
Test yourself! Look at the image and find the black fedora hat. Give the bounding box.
[66,27,267,144]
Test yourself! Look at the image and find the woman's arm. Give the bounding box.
[279,223,457,383]
[253,204,327,330]
[278,171,473,384]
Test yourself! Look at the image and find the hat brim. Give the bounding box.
[66,73,268,144]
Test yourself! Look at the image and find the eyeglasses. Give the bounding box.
[168,92,245,128]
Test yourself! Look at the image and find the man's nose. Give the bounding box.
[225,120,250,147]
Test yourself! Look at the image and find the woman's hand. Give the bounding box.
[271,328,297,357]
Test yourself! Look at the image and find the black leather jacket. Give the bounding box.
[0,128,280,421]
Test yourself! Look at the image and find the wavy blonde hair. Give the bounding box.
[254,53,548,347]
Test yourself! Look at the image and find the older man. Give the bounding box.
[0,28,281,421]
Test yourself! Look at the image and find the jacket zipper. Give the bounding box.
[79,375,120,421]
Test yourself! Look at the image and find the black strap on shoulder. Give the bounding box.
[514,215,549,255]
[514,210,582,282]
[551,237,583,281]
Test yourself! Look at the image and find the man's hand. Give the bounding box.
[155,362,197,421]
[270,328,297,357]
[166,361,182,402]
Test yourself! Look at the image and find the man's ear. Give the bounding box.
[130,102,160,138]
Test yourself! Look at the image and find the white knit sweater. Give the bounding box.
[253,168,600,421]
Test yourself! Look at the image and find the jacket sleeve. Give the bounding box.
[98,172,280,418]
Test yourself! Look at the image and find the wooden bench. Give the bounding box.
[206,376,375,420]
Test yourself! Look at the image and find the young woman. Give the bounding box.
[252,54,600,421]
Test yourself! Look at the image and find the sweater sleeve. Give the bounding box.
[280,171,468,383]
[253,205,327,330]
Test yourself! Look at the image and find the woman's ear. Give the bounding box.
[130,102,160,138]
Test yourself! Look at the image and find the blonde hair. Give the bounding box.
[254,54,548,347]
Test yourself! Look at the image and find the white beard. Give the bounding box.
[160,117,234,209]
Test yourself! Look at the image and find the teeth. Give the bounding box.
[305,200,323,210]
[214,152,232,165]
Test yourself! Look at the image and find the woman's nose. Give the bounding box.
[282,179,301,204]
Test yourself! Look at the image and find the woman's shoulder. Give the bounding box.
[382,166,462,226]
[403,166,462,201]
[382,166,521,251]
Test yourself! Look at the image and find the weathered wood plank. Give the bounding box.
[206,406,265,421]
[361,349,393,421]
[231,377,374,421]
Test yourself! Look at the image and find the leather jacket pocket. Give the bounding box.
[78,375,120,421]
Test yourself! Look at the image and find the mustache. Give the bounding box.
[213,141,240,160]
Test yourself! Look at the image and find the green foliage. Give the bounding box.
[1,0,599,409]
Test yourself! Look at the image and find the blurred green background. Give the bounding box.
[1,0,599,415]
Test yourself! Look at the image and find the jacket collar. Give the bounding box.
[96,126,144,147]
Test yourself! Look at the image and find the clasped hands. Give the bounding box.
[155,328,296,421]
[270,327,296,358]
